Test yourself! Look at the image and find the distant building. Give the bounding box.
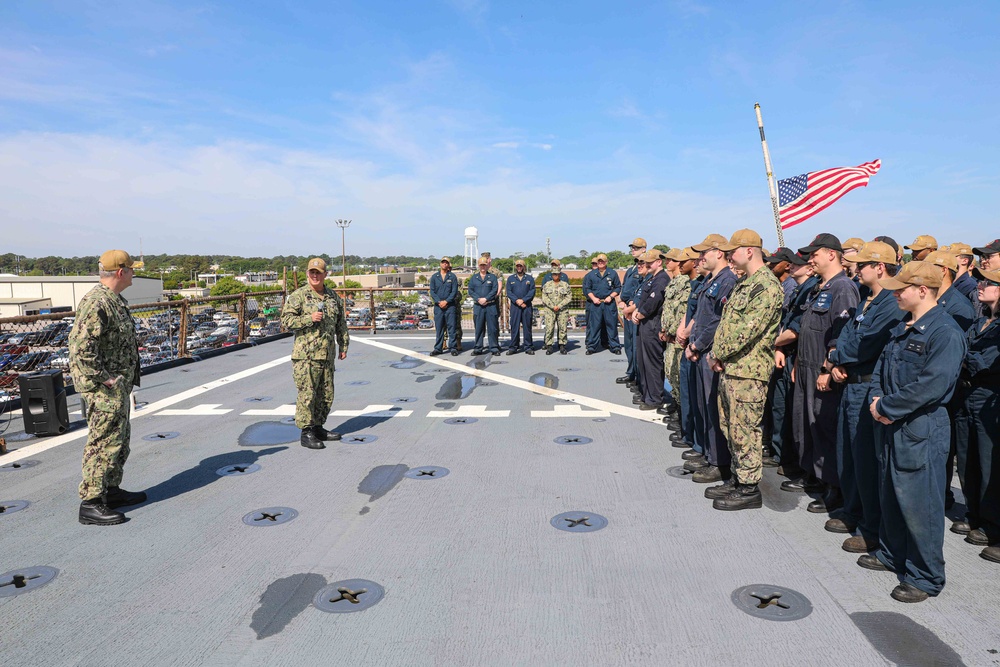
[0,276,163,311]
[237,271,279,286]
[332,273,416,289]
[197,273,234,286]
[0,297,54,318]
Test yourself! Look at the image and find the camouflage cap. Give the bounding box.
[99,249,144,271]
[842,237,866,252]
[691,233,729,252]
[923,250,958,272]
[306,258,327,272]
[846,241,896,265]
[482,251,492,258]
[718,229,763,252]
[879,261,943,290]
[905,235,938,251]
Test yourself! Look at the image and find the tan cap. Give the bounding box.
[641,249,666,263]
[846,241,896,264]
[514,259,526,267]
[923,250,958,272]
[691,233,729,252]
[879,261,943,290]
[440,257,451,264]
[718,229,763,251]
[664,248,684,261]
[972,267,1000,284]
[905,235,938,251]
[477,256,489,266]
[678,247,701,261]
[842,237,866,252]
[949,242,974,256]
[99,250,144,271]
[306,258,327,272]
[630,238,647,249]
[550,259,561,267]
[595,253,608,263]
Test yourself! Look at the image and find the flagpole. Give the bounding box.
[755,103,784,248]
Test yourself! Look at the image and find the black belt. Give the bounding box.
[960,377,1000,389]
[847,373,872,384]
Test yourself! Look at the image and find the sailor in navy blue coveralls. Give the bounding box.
[583,257,622,354]
[505,262,535,353]
[868,263,965,601]
[468,261,501,355]
[429,258,459,355]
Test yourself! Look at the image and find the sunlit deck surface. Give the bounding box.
[1,334,997,666]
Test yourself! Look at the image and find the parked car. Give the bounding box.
[418,319,433,329]
[48,350,71,369]
[573,314,588,329]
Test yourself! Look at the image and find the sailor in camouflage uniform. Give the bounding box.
[280,257,349,449]
[541,260,572,354]
[659,248,693,423]
[70,250,145,526]
[705,231,783,510]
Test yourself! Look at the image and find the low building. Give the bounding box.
[0,276,163,310]
[331,273,416,289]
[0,297,53,318]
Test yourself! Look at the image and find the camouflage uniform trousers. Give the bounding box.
[543,308,568,347]
[663,344,684,405]
[292,359,335,429]
[78,382,131,500]
[718,375,767,485]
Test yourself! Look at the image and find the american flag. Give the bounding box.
[777,159,881,229]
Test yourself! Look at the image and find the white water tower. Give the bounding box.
[464,226,479,268]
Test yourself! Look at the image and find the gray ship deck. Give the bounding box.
[1,334,997,666]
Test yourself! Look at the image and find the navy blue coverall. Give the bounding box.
[768,275,820,466]
[793,272,859,486]
[690,266,737,469]
[936,283,976,505]
[680,275,706,453]
[620,263,641,380]
[955,314,1000,542]
[636,269,669,407]
[429,269,459,352]
[583,268,622,353]
[870,306,966,595]
[828,289,904,541]
[468,271,501,354]
[506,272,536,351]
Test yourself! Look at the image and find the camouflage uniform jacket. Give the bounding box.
[68,284,140,393]
[281,286,349,362]
[713,265,783,381]
[541,280,572,310]
[488,267,504,297]
[660,273,691,337]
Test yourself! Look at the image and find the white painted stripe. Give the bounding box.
[155,404,233,416]
[530,404,610,418]
[2,355,291,464]
[241,405,296,416]
[353,338,666,425]
[426,405,511,418]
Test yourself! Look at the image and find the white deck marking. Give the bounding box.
[2,355,291,464]
[154,404,233,416]
[354,338,665,425]
[426,405,511,418]
[530,404,611,418]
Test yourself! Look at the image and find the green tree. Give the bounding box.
[493,258,514,273]
[210,277,246,296]
[653,244,671,254]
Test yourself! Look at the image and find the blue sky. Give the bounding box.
[2,1,998,259]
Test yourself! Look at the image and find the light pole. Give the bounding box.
[335,219,352,287]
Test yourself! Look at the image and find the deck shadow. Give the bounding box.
[850,611,966,666]
[251,572,328,640]
[137,447,286,507]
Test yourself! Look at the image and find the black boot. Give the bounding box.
[79,497,126,526]
[683,458,711,472]
[713,484,763,511]
[704,478,736,499]
[301,428,325,449]
[313,425,341,442]
[559,345,568,355]
[106,486,147,509]
[546,346,556,355]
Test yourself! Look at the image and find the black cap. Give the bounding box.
[764,247,808,266]
[973,239,1000,256]
[872,235,900,256]
[798,233,843,255]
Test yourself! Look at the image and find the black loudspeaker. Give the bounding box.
[18,370,70,436]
